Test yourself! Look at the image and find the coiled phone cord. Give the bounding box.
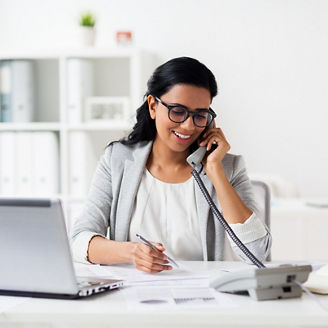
[191,168,266,269]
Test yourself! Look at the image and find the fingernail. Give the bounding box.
[167,266,173,270]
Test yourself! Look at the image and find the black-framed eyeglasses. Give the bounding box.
[154,96,216,128]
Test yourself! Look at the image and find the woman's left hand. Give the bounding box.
[198,120,230,168]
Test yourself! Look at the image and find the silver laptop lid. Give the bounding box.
[0,198,78,295]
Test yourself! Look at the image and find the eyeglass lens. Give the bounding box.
[169,107,212,127]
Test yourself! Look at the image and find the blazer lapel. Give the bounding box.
[115,141,153,241]
[194,165,214,261]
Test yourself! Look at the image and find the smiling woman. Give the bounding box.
[70,57,271,273]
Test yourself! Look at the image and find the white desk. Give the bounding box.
[1,261,328,327]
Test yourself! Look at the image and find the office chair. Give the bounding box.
[251,180,271,261]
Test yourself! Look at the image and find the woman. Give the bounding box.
[71,57,271,273]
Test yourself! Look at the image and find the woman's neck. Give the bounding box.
[146,139,192,183]
[149,138,190,169]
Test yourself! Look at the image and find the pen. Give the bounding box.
[135,234,179,268]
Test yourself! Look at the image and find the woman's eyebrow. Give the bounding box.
[168,102,210,111]
[167,101,188,108]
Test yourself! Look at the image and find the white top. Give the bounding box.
[128,169,267,262]
[128,169,203,260]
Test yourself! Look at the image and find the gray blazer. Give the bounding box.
[71,140,271,262]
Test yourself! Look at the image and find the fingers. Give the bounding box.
[201,127,226,141]
[135,258,171,273]
[138,245,168,264]
[199,128,230,151]
[132,242,172,273]
[205,133,230,152]
[152,242,165,252]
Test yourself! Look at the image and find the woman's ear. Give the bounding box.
[148,95,157,120]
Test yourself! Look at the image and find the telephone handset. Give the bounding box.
[186,121,312,301]
[186,121,215,167]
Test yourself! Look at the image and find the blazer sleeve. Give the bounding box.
[228,155,272,263]
[70,145,114,264]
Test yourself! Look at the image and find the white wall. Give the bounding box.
[1,0,328,197]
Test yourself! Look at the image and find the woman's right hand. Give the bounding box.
[130,241,172,273]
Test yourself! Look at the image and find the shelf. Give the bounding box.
[0,49,155,202]
[0,47,141,60]
[0,122,134,132]
[0,122,61,131]
[66,122,133,131]
[66,47,140,58]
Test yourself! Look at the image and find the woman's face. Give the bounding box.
[148,84,212,154]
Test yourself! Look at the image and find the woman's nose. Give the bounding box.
[179,115,195,130]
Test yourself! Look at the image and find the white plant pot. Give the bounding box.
[79,26,96,47]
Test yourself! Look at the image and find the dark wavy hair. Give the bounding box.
[119,56,218,146]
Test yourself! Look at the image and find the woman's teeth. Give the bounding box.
[174,131,191,139]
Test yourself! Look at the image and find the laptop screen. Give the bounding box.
[0,198,78,295]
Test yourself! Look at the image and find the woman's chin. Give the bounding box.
[169,139,193,153]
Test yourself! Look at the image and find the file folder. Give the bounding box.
[0,61,13,122]
[67,59,93,123]
[0,132,16,195]
[12,60,34,122]
[32,132,59,195]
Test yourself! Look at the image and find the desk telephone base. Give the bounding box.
[210,265,312,301]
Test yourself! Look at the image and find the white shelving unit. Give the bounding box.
[0,48,157,229]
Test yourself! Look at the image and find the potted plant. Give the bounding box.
[79,11,96,47]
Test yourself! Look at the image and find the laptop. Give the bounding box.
[0,198,123,299]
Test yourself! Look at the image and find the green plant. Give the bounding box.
[80,11,96,27]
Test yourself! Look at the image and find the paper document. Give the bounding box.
[123,286,237,310]
[74,262,222,287]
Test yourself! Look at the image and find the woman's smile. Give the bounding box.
[172,130,193,144]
